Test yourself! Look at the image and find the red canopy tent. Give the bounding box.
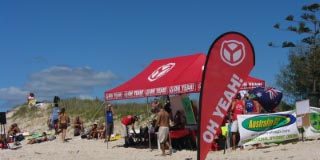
[241,76,265,90]
[105,53,265,101]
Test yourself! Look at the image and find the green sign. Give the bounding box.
[242,114,296,132]
[181,96,196,124]
[310,112,320,132]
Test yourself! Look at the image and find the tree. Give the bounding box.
[270,3,320,107]
[276,101,295,112]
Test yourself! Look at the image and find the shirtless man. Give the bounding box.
[156,107,171,156]
[73,116,84,136]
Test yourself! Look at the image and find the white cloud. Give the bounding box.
[0,66,116,109]
[0,87,28,101]
[78,95,95,100]
[0,87,29,110]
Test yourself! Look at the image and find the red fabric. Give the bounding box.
[211,141,219,151]
[241,76,265,90]
[170,129,190,139]
[105,53,205,100]
[121,115,134,126]
[199,32,255,160]
[232,100,245,120]
[105,53,265,101]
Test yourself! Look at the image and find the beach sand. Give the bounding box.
[1,109,320,160]
[1,135,320,160]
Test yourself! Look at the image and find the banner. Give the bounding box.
[170,95,197,125]
[238,111,299,146]
[304,107,320,138]
[170,95,185,120]
[181,96,197,125]
[198,32,255,160]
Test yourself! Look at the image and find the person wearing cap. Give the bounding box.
[121,115,138,147]
[105,103,115,142]
[230,93,245,150]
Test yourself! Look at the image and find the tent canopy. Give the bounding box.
[242,76,265,90]
[105,53,265,101]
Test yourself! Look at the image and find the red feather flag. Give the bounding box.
[198,32,255,160]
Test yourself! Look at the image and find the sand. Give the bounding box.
[1,135,320,160]
[1,109,320,160]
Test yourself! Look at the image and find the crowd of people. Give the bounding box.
[1,94,117,149]
[3,93,194,156]
[228,92,263,150]
[47,97,115,142]
[1,90,271,156]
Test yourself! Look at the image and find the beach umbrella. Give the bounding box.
[248,87,283,112]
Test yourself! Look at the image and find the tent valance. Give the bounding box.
[105,53,265,101]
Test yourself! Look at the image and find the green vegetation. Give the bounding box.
[11,98,151,124]
[276,101,295,112]
[11,104,47,120]
[270,3,320,106]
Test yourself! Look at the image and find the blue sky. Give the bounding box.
[0,0,314,111]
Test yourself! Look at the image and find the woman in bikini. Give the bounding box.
[59,108,70,142]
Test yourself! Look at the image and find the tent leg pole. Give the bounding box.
[149,128,152,151]
[147,97,152,151]
[147,97,149,120]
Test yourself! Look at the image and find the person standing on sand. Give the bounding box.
[105,103,114,142]
[50,103,60,134]
[251,95,262,114]
[58,108,70,142]
[230,93,245,150]
[163,96,173,120]
[151,98,160,114]
[156,107,171,156]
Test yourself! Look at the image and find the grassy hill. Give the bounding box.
[10,98,152,129]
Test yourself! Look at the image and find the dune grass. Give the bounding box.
[11,104,48,120]
[11,98,151,124]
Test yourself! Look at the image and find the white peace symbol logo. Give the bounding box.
[220,40,246,66]
[148,63,175,82]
